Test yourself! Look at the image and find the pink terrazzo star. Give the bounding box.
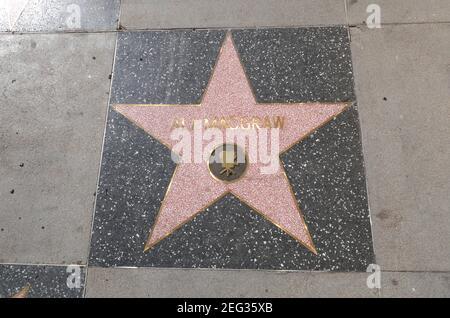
[114,33,350,254]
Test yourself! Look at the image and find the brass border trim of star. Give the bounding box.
[9,284,31,298]
[111,31,353,256]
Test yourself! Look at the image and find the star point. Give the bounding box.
[10,284,31,298]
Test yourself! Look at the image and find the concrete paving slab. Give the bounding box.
[381,272,450,298]
[346,0,450,25]
[120,0,347,29]
[12,0,120,32]
[0,33,116,264]
[350,24,450,271]
[85,267,378,298]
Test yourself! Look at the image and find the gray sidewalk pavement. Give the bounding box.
[0,0,449,298]
[0,33,115,264]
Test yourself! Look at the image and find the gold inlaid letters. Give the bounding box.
[171,116,285,130]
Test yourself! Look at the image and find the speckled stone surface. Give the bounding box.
[233,28,355,103]
[89,28,374,271]
[0,264,85,298]
[11,0,120,32]
[111,30,226,104]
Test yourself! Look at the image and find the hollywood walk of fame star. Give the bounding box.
[113,33,350,254]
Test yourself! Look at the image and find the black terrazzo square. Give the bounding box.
[0,264,85,298]
[89,27,374,271]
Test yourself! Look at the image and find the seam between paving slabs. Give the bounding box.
[87,265,382,274]
[82,1,124,298]
[0,262,87,268]
[82,31,121,298]
[3,21,449,37]
[346,25,377,268]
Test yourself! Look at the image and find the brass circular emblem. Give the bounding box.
[208,144,247,183]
